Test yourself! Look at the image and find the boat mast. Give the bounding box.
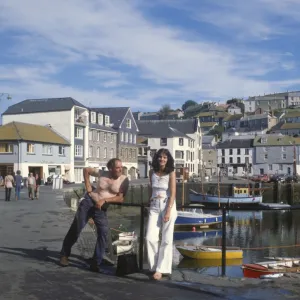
[217,165,220,208]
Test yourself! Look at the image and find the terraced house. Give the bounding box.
[91,107,139,179]
[0,122,70,180]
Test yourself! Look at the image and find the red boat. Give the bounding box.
[242,259,300,278]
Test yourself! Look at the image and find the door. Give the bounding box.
[287,167,291,175]
[260,168,264,175]
[138,162,146,178]
[74,168,83,183]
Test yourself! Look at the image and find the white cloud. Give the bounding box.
[0,0,299,111]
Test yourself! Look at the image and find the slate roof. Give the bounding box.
[281,123,300,129]
[200,122,218,128]
[223,114,243,122]
[91,107,129,128]
[137,119,198,134]
[89,123,117,133]
[2,97,86,115]
[0,122,70,145]
[202,135,215,144]
[217,139,253,149]
[283,111,300,118]
[253,134,300,146]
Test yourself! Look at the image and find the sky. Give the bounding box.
[1,0,300,114]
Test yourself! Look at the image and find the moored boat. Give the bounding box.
[242,259,300,278]
[177,257,243,269]
[176,245,243,260]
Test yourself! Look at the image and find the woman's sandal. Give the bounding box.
[153,272,163,280]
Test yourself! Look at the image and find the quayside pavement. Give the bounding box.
[0,187,220,300]
[1,187,300,300]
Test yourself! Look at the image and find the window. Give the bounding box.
[121,132,124,142]
[245,157,249,164]
[237,149,241,155]
[222,158,225,164]
[104,147,107,158]
[98,114,103,125]
[110,133,114,143]
[89,146,93,157]
[110,148,114,158]
[264,154,268,159]
[125,133,128,143]
[179,138,184,146]
[126,118,131,128]
[75,127,83,139]
[282,146,286,152]
[229,149,233,155]
[138,148,143,156]
[105,115,110,126]
[128,149,132,158]
[75,145,83,157]
[97,147,100,158]
[97,131,100,141]
[0,143,13,153]
[27,143,35,154]
[160,138,167,146]
[91,112,96,123]
[133,134,136,144]
[269,164,273,170]
[229,157,233,163]
[282,153,287,159]
[59,146,65,155]
[279,164,283,171]
[104,133,107,142]
[237,157,241,163]
[89,130,93,141]
[42,145,52,155]
[129,133,132,143]
[107,133,111,143]
[222,149,225,156]
[245,149,249,155]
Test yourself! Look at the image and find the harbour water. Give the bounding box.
[108,207,300,278]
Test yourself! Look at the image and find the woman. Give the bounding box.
[4,172,14,202]
[145,148,177,280]
[15,170,23,201]
[35,174,41,200]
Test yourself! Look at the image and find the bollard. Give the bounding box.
[139,204,145,270]
[221,205,227,277]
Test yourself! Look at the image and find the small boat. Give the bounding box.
[174,229,222,241]
[242,258,300,278]
[175,208,222,227]
[112,231,137,255]
[189,186,263,205]
[176,245,243,260]
[258,203,291,210]
[177,257,243,269]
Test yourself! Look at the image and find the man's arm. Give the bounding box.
[83,167,99,193]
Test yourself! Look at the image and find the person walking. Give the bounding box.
[27,173,36,200]
[60,158,129,272]
[145,148,177,281]
[15,170,23,201]
[35,174,41,200]
[4,172,14,202]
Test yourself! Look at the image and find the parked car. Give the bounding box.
[270,174,288,183]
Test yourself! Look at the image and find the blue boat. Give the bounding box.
[175,208,223,226]
[174,229,222,241]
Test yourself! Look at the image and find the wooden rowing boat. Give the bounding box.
[178,257,243,268]
[242,259,300,278]
[176,245,243,260]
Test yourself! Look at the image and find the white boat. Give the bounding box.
[189,186,263,205]
[112,231,137,255]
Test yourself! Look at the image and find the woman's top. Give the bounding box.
[151,172,170,199]
[5,175,14,188]
[36,177,41,186]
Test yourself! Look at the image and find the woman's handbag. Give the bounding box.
[116,253,139,276]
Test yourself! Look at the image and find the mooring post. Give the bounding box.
[139,204,145,270]
[221,205,227,277]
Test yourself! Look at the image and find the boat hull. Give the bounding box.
[176,246,243,260]
[189,191,263,205]
[175,213,222,226]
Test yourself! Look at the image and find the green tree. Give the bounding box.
[158,104,171,120]
[182,100,198,111]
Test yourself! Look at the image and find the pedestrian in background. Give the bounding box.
[146,148,177,280]
[4,172,14,202]
[15,170,23,201]
[35,173,41,200]
[27,173,36,200]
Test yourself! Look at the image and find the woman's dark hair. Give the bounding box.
[107,158,121,170]
[151,148,174,174]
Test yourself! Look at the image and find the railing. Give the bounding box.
[74,115,88,125]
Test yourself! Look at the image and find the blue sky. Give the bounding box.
[1,0,300,114]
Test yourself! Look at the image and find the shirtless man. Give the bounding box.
[60,158,129,271]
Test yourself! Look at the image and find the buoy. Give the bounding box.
[192,227,196,232]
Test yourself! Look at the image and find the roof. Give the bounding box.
[227,104,240,110]
[0,122,70,145]
[200,122,218,128]
[217,139,253,149]
[223,114,243,122]
[280,123,300,130]
[202,135,215,144]
[137,119,198,134]
[89,123,117,133]
[283,111,300,118]
[240,113,274,121]
[2,97,86,115]
[91,107,129,128]
[253,134,300,146]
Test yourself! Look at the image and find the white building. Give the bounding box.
[217,139,254,177]
[2,97,89,183]
[137,119,202,175]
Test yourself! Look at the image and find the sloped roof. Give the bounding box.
[253,134,300,146]
[137,119,198,134]
[91,107,129,128]
[217,139,253,149]
[0,122,70,145]
[89,123,117,133]
[3,97,86,115]
[200,122,218,128]
[223,114,243,122]
[283,111,300,118]
[280,123,300,130]
[202,135,215,144]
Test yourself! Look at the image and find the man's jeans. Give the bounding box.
[60,194,108,266]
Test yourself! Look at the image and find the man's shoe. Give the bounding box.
[60,256,69,267]
[89,262,100,272]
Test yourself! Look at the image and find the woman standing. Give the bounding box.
[4,172,14,202]
[35,174,41,200]
[145,148,177,280]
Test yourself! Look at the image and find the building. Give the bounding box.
[239,113,277,132]
[137,119,202,176]
[0,122,70,180]
[137,136,150,178]
[202,136,217,176]
[244,91,300,113]
[227,104,242,115]
[88,109,118,176]
[253,134,300,175]
[133,109,184,121]
[217,139,254,177]
[91,107,139,179]
[222,114,243,131]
